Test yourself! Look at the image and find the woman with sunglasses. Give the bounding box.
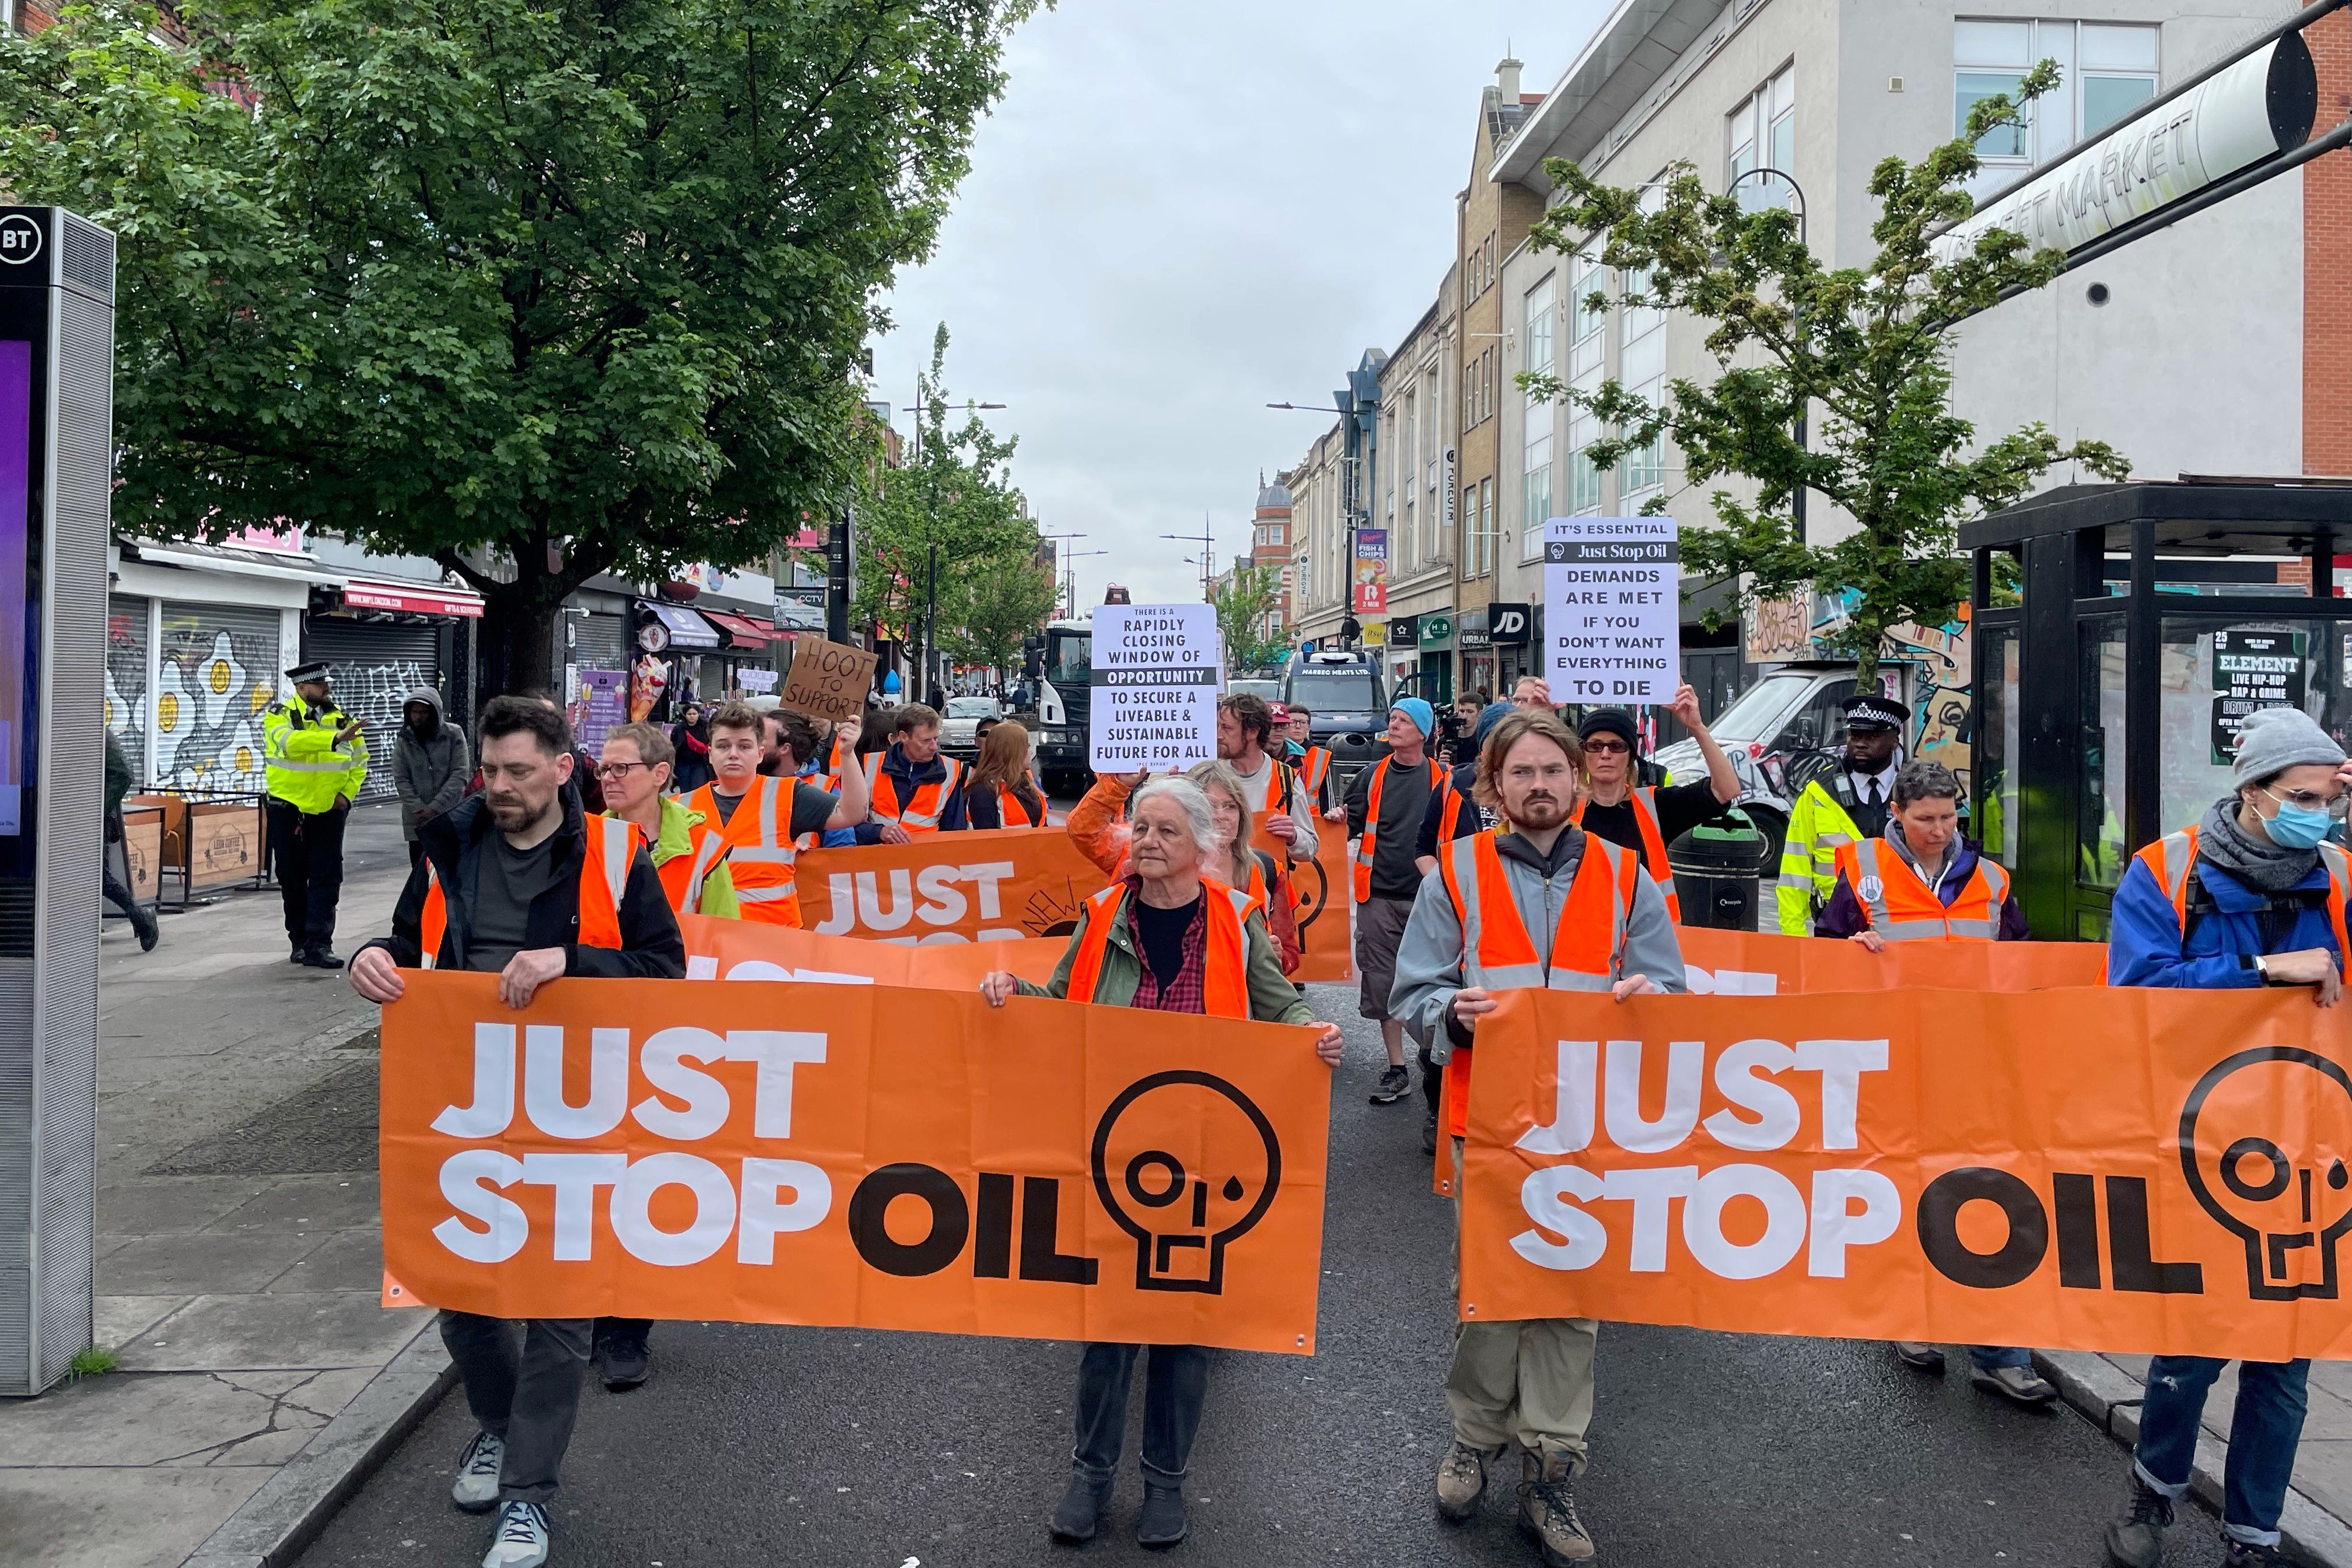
[1568,685,1740,916]
[2102,705,2351,1568]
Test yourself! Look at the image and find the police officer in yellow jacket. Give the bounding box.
[265,661,369,968]
[1774,692,1904,935]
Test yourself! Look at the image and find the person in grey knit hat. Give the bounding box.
[2102,701,2350,1568]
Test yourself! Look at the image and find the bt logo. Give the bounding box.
[0,214,41,266]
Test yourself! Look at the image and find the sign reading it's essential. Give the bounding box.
[778,635,877,723]
[1544,516,1680,705]
[1089,604,1219,772]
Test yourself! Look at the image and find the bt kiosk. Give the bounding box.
[0,206,115,1395]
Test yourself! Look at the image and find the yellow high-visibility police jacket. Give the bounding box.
[263,697,369,813]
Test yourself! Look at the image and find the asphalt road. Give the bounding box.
[298,993,2220,1568]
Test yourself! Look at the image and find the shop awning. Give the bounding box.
[127,540,346,588]
[702,610,779,646]
[642,601,722,649]
[340,578,485,618]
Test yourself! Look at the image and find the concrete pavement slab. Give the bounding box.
[94,1293,191,1350]
[0,1467,269,1568]
[95,1177,274,1237]
[0,1370,320,1467]
[116,1292,420,1373]
[100,1231,327,1296]
[264,1231,383,1295]
[209,1176,380,1236]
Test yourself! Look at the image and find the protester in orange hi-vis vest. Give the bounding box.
[682,701,869,926]
[1813,759,2049,1406]
[593,721,741,920]
[1569,690,1740,925]
[1275,701,1338,816]
[1346,699,1447,1109]
[1060,761,1301,973]
[978,775,1340,1550]
[867,702,971,838]
[965,718,1050,830]
[345,696,684,1568]
[1388,708,1684,1567]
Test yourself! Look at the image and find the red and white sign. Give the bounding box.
[341,579,485,618]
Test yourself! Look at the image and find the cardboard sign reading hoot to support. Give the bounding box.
[380,974,1333,1352]
[1457,986,2352,1360]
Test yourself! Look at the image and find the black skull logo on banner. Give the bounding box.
[2180,1046,2352,1301]
[1091,1071,1282,1294]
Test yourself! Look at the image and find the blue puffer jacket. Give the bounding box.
[2107,848,2344,989]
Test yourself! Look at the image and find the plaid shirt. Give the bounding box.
[1127,884,1208,1014]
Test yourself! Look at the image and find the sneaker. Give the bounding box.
[2222,1541,2295,1567]
[1517,1450,1595,1564]
[2103,1474,2175,1568]
[451,1430,504,1513]
[1436,1439,1492,1522]
[597,1328,650,1391]
[483,1500,550,1568]
[1971,1362,2057,1406]
[1370,1064,1411,1104]
[1048,1470,1113,1544]
[1136,1480,1186,1549]
[1894,1341,1946,1372]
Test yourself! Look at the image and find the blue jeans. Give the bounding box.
[2134,1355,2311,1546]
[1971,1345,2032,1371]
[1072,1343,1210,1485]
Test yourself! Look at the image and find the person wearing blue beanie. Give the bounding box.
[1343,695,1449,1110]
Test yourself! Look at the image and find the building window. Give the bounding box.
[1728,65,1796,206]
[1618,183,1668,501]
[1565,250,1606,515]
[1478,478,1495,577]
[1521,275,1556,564]
[1956,19,2158,195]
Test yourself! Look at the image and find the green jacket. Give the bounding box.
[262,696,368,813]
[613,795,741,919]
[1775,775,1867,936]
[1016,883,1314,1024]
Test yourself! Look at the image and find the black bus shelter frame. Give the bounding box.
[1961,480,2352,940]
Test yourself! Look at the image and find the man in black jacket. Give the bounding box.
[348,696,682,1568]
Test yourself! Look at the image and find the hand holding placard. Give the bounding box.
[779,635,878,723]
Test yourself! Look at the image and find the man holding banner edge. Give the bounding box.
[1390,708,1684,1567]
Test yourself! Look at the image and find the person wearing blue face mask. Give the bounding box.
[2104,703,2350,1568]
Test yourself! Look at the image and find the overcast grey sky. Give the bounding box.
[870,0,1615,610]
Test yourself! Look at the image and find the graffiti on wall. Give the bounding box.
[321,654,434,803]
[150,624,280,797]
[1748,589,1976,790]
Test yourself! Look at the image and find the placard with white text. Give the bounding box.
[1089,603,1220,772]
[1544,516,1679,706]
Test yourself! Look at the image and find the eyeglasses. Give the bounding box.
[2267,785,2352,818]
[1582,740,1630,756]
[593,761,649,780]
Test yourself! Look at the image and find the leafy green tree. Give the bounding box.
[1210,565,1287,673]
[0,0,1038,692]
[856,324,1047,688]
[1522,63,2128,677]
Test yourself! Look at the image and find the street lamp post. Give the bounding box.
[1728,166,1811,542]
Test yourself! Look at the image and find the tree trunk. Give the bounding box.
[482,588,562,701]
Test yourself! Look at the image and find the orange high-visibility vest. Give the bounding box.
[1835,836,2011,942]
[1437,778,1471,844]
[655,816,732,917]
[1298,747,1331,800]
[1065,878,1254,1018]
[1571,785,1681,922]
[418,814,635,969]
[821,733,848,794]
[685,777,802,927]
[1432,828,1640,1141]
[992,784,1046,828]
[2135,824,2352,956]
[1353,755,1445,902]
[872,757,965,833]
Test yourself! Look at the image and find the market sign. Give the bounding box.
[2210,627,2305,765]
[1933,36,2316,267]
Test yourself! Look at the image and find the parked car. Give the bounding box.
[939,694,1005,757]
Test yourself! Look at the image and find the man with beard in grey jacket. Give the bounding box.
[391,687,470,867]
[1390,705,1685,1568]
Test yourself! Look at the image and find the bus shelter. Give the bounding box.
[1962,480,2352,942]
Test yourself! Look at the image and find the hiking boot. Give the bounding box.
[1370,1064,1410,1104]
[1517,1450,1594,1564]
[596,1327,650,1391]
[2104,1474,2176,1568]
[451,1430,504,1513]
[1971,1362,2057,1406]
[1894,1341,1946,1372]
[1048,1471,1112,1544]
[482,1499,550,1568]
[1136,1480,1187,1549]
[1435,1439,1493,1522]
[2222,1542,2295,1567]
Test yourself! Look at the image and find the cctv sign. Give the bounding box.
[1544,516,1681,705]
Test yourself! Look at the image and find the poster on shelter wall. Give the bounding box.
[2210,628,2305,765]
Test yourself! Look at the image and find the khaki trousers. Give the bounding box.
[1447,1137,1598,1468]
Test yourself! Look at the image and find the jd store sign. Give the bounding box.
[1488,603,1532,646]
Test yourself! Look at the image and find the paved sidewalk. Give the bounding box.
[0,803,433,1568]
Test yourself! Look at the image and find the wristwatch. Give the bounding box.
[2255,954,2274,985]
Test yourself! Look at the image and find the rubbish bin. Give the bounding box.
[1668,810,1765,931]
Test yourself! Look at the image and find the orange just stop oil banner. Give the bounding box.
[794,827,1108,944]
[379,972,1332,1353]
[1458,985,2352,1361]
